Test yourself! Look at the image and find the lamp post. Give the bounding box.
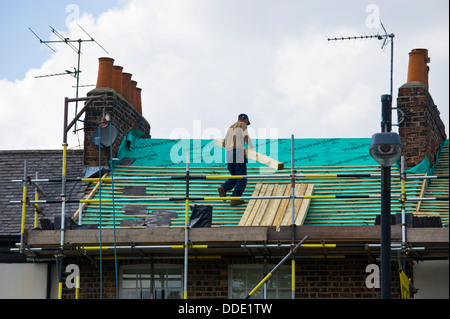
[370,94,402,299]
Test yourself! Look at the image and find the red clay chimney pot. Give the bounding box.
[130,80,137,108]
[121,72,132,102]
[136,87,142,115]
[112,65,123,95]
[407,48,429,90]
[96,57,115,88]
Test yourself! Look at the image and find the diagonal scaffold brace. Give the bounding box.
[245,234,309,299]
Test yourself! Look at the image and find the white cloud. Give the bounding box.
[0,0,448,150]
[270,32,383,138]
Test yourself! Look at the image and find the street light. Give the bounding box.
[369,132,402,167]
[370,95,403,299]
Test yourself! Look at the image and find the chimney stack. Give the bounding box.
[407,48,430,90]
[397,48,446,170]
[86,57,150,167]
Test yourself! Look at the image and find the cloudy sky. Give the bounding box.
[0,0,448,150]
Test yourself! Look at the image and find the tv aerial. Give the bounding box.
[29,24,109,131]
[34,67,80,79]
[327,21,395,96]
[327,22,403,128]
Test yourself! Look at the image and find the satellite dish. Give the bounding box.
[92,124,118,147]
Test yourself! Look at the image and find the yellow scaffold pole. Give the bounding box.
[245,235,309,299]
[34,172,39,229]
[75,275,80,299]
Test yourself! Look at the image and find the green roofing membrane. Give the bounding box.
[78,131,447,228]
[117,129,378,168]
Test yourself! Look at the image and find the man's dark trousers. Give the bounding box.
[222,149,247,196]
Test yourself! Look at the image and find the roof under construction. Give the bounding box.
[10,135,448,260]
[74,133,448,228]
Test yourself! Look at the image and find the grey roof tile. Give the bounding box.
[0,150,88,236]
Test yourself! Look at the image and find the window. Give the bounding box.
[229,265,291,299]
[120,264,183,299]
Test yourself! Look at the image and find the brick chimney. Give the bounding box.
[83,57,151,167]
[397,49,447,170]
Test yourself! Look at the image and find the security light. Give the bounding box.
[370,132,402,167]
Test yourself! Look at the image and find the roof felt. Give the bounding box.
[76,136,448,228]
[117,130,379,168]
[1,139,447,235]
[79,163,430,228]
[0,150,88,236]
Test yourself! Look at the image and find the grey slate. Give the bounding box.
[0,150,88,236]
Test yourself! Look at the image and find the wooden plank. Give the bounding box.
[415,174,428,213]
[239,183,262,226]
[271,185,291,228]
[277,184,306,230]
[280,184,307,227]
[245,183,268,226]
[407,228,449,244]
[296,184,314,225]
[251,184,275,226]
[269,225,404,243]
[190,226,268,243]
[260,184,285,226]
[247,149,284,170]
[214,138,284,170]
[238,183,314,228]
[73,173,108,221]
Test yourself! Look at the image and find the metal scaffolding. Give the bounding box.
[9,96,449,299]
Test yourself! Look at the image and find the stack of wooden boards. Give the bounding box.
[239,183,314,228]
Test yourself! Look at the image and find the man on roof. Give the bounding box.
[218,113,253,206]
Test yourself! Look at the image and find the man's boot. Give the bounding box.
[230,199,245,206]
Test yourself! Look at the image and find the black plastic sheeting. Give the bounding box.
[374,213,443,228]
[188,205,213,228]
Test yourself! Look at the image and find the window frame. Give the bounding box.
[119,263,183,299]
[228,264,292,299]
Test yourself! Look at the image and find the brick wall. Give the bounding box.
[397,82,447,170]
[295,258,402,298]
[61,257,403,299]
[83,87,150,167]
